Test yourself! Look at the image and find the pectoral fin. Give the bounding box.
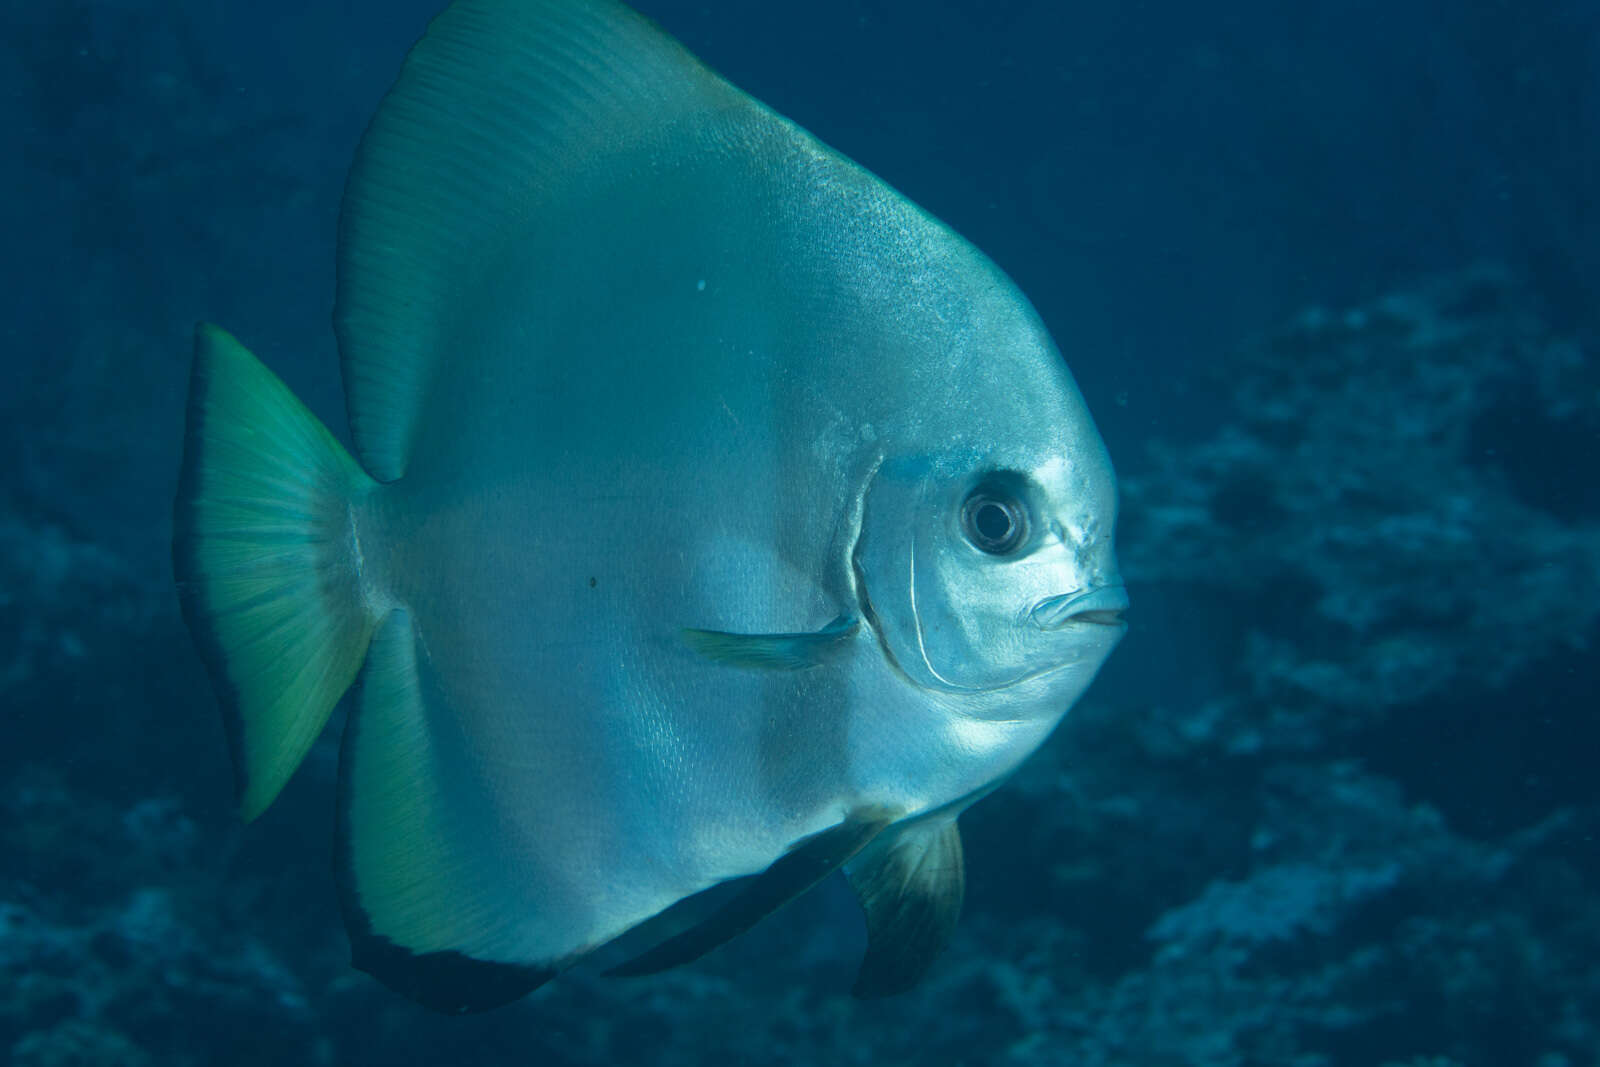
[845,818,965,998]
[607,806,895,977]
[681,614,858,670]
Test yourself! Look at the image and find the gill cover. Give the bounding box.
[855,454,1122,695]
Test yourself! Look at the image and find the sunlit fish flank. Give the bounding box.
[172,0,1126,1013]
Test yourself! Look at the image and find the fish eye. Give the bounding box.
[960,482,1028,555]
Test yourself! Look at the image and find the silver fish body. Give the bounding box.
[173,0,1125,1012]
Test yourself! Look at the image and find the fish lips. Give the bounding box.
[1028,585,1130,632]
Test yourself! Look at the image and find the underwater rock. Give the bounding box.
[0,881,327,1067]
[0,778,327,1067]
[9,1018,153,1067]
[945,764,1599,1067]
[1119,267,1600,752]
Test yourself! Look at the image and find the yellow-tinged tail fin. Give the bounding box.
[173,323,379,820]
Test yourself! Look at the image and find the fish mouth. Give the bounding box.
[1029,585,1130,631]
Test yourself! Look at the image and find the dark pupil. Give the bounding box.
[974,501,1014,544]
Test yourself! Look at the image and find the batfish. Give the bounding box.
[173,0,1127,1012]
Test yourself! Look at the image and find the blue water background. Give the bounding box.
[3,1,1598,1064]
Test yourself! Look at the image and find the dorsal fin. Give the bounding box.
[334,0,748,480]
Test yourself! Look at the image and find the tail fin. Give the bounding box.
[174,323,380,821]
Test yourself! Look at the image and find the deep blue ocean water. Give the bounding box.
[4,1,1597,1064]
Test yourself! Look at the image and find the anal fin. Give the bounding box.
[606,806,895,978]
[845,818,965,998]
[337,609,556,1013]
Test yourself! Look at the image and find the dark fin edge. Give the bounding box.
[344,934,556,1016]
[606,805,897,978]
[333,650,554,1014]
[171,328,252,807]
